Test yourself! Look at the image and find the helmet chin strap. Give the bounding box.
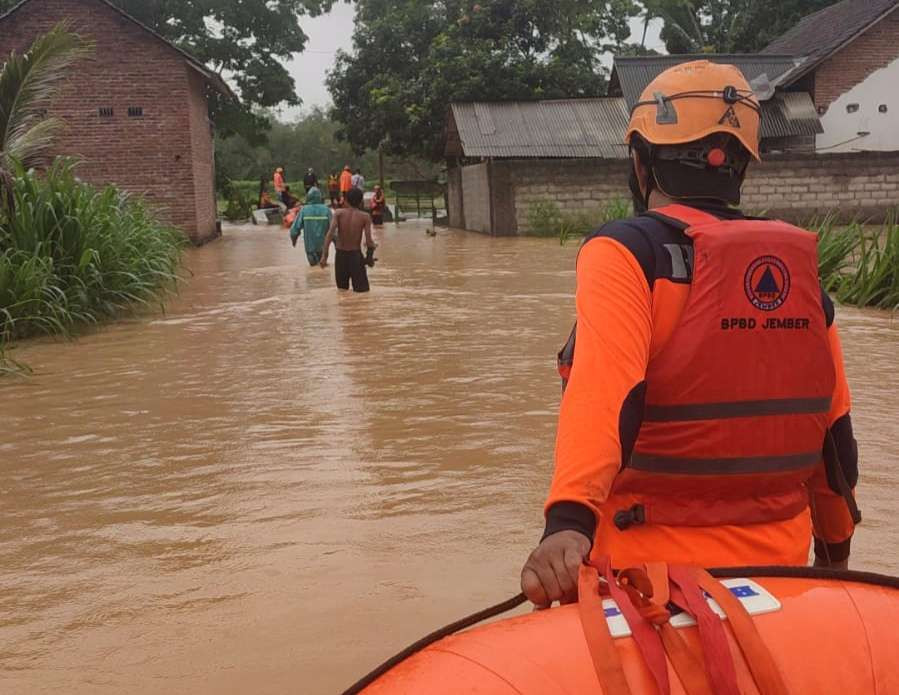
[629,143,655,214]
[629,166,650,214]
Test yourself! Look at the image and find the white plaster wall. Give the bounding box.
[818,56,899,152]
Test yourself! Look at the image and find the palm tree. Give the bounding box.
[0,23,92,211]
[642,0,707,54]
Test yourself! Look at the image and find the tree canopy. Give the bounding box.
[327,0,638,161]
[329,0,843,161]
[643,0,842,55]
[0,0,337,140]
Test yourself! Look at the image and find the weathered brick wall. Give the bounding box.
[464,153,899,235]
[461,162,490,234]
[0,0,218,243]
[814,9,899,110]
[187,71,218,242]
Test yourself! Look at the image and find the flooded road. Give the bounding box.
[1,221,897,694]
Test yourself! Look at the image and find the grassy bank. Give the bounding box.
[0,160,184,374]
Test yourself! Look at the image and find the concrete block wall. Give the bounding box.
[450,152,899,235]
[508,159,630,234]
[0,0,219,244]
[742,151,899,221]
[461,162,490,234]
[447,167,463,229]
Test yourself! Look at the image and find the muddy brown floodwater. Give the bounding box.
[1,221,897,694]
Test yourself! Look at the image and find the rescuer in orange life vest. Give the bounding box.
[521,60,862,609]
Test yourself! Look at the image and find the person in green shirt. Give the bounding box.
[289,187,333,266]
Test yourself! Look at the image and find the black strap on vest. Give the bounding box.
[641,209,701,231]
[823,430,863,524]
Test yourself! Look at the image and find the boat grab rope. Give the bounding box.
[341,592,528,695]
[340,566,899,695]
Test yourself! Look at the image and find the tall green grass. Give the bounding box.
[816,215,899,310]
[525,198,633,244]
[0,159,184,373]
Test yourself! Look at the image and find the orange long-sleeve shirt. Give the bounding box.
[545,207,858,567]
[339,170,353,193]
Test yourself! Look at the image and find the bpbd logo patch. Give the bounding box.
[745,256,790,311]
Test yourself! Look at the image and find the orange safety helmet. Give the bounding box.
[626,60,761,161]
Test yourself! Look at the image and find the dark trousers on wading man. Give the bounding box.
[320,188,377,293]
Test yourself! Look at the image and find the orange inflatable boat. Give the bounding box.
[346,565,899,695]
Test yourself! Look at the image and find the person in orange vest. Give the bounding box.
[339,165,353,204]
[521,60,861,609]
[273,167,286,204]
[327,171,341,208]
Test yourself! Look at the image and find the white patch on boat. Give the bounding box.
[603,579,782,639]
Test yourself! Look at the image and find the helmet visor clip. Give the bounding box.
[653,91,678,125]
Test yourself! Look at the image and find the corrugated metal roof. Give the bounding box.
[610,55,805,109]
[446,90,821,160]
[448,99,631,159]
[761,93,823,138]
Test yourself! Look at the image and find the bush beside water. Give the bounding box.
[0,160,184,373]
[816,215,899,310]
[221,181,255,222]
[526,198,632,244]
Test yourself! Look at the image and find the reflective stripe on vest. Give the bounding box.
[644,397,832,422]
[662,243,694,280]
[630,451,821,475]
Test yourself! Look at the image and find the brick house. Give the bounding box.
[0,0,234,244]
[763,0,899,153]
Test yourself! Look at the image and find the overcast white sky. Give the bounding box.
[283,4,664,120]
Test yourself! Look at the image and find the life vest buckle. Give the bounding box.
[614,504,646,531]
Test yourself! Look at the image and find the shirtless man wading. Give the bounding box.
[321,188,377,293]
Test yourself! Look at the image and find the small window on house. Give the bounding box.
[99,107,114,118]
[879,104,888,113]
[846,103,859,113]
[128,106,144,118]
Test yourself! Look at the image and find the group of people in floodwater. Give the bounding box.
[260,165,382,294]
[259,165,388,226]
